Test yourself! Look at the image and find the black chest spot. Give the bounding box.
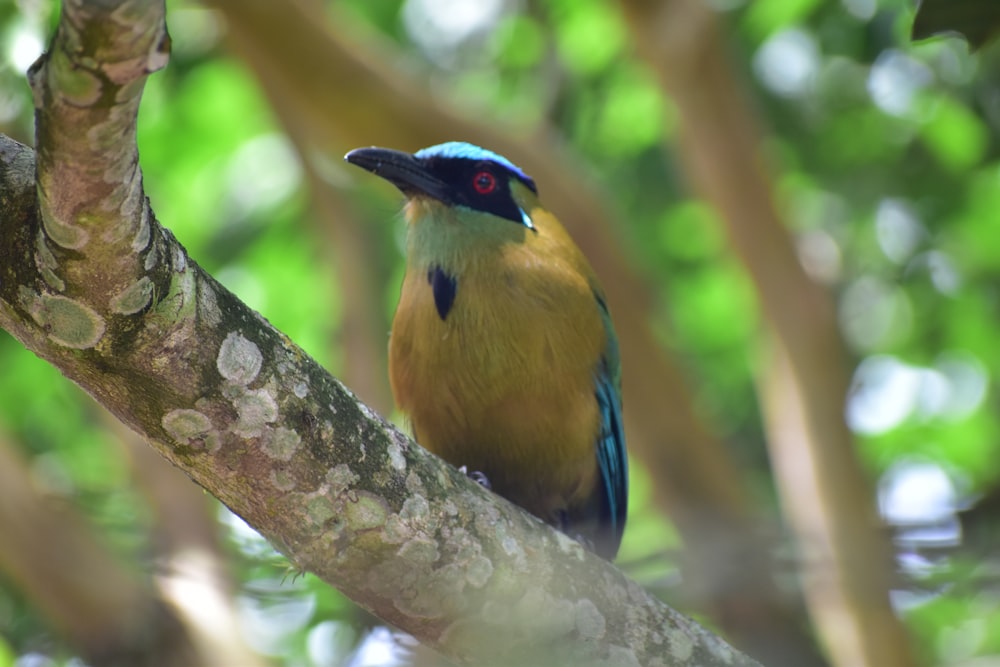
[427,265,457,320]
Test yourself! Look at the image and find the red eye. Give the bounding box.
[472,171,496,195]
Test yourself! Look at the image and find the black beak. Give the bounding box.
[345,147,451,202]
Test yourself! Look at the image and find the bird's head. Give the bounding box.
[345,142,538,232]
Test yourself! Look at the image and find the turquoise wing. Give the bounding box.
[594,291,628,559]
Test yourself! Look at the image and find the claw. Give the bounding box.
[555,509,598,554]
[458,465,492,490]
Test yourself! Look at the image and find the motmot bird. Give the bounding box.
[345,142,628,560]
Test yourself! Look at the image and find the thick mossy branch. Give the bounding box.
[0,1,764,665]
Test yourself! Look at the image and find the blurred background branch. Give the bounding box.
[0,423,255,667]
[619,0,912,664]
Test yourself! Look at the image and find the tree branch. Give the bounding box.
[0,1,760,665]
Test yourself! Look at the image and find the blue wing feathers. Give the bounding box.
[596,373,628,549]
[594,290,628,557]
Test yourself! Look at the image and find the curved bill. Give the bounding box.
[345,147,451,202]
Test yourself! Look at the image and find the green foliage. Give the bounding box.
[744,0,822,41]
[917,93,990,171]
[551,1,627,77]
[493,14,545,70]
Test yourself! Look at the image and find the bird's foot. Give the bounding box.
[555,509,600,556]
[458,465,492,490]
[572,533,598,555]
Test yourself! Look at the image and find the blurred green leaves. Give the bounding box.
[551,0,626,76]
[138,59,275,254]
[917,93,989,171]
[745,0,822,41]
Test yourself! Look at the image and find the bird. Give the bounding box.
[345,141,627,560]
